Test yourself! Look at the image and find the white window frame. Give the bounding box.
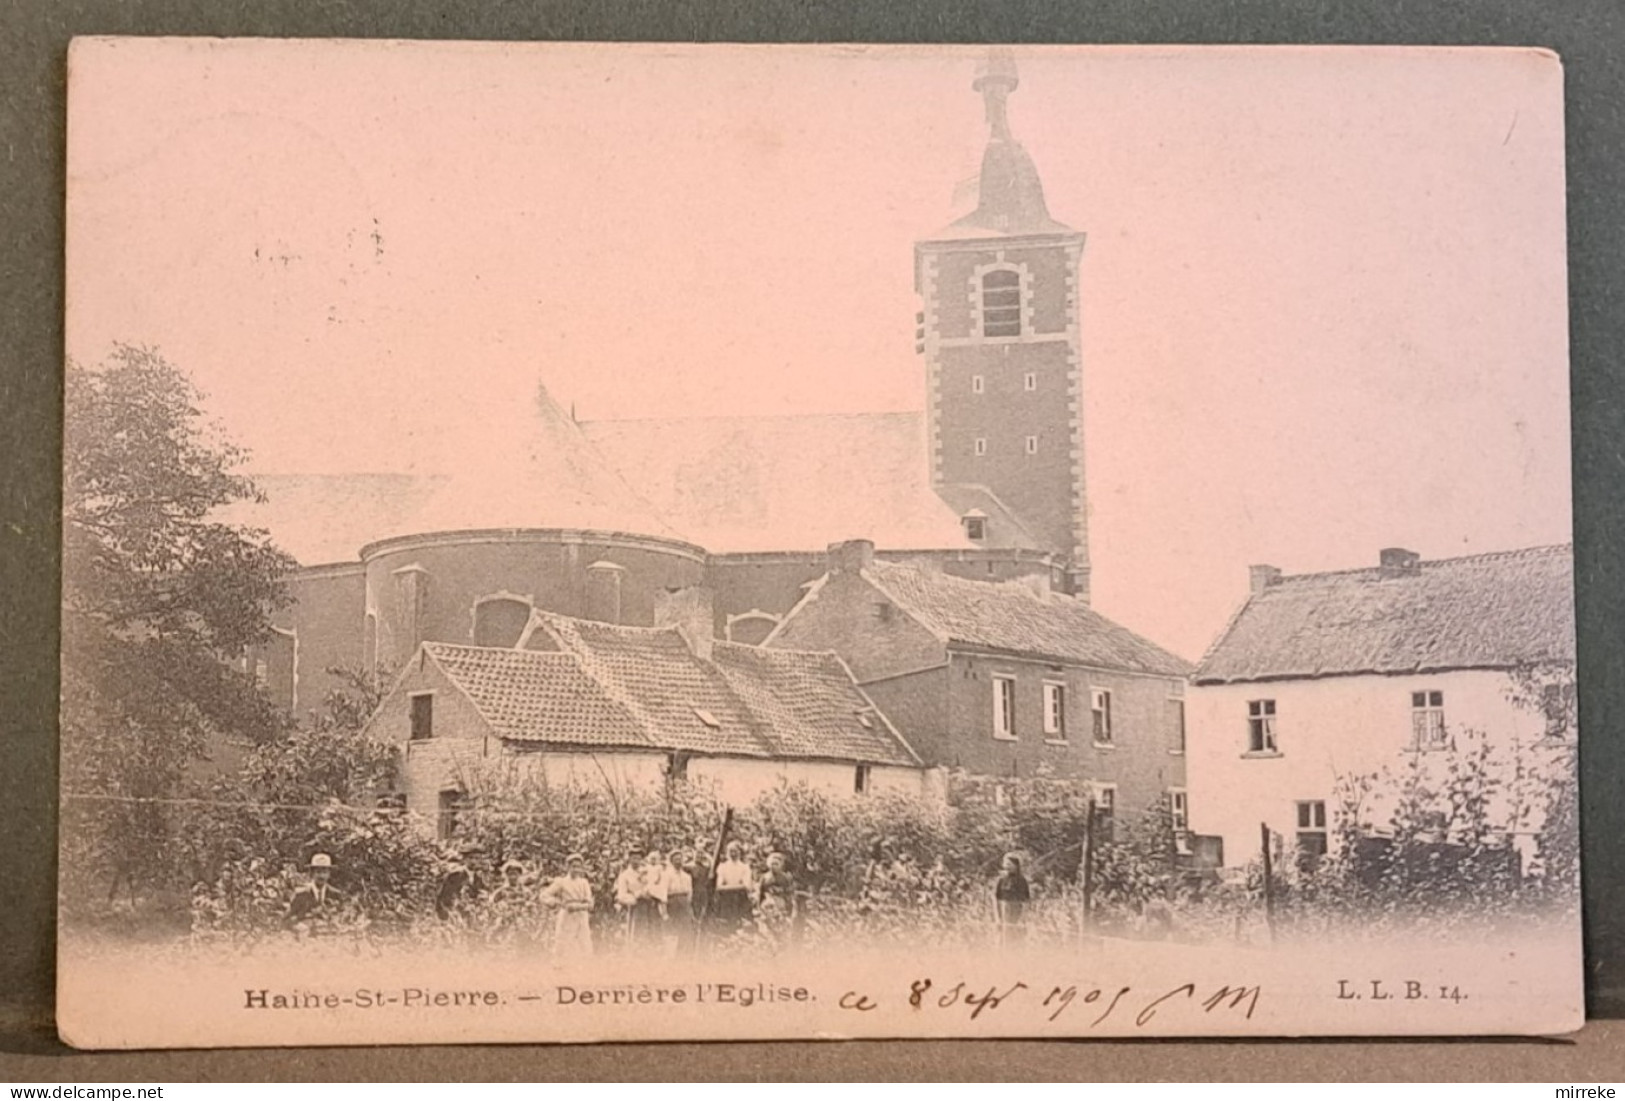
[1410,689,1448,750]
[992,675,1018,741]
[1043,681,1067,741]
[1295,799,1329,858]
[1168,788,1190,834]
[1025,435,1038,455]
[1092,783,1118,834]
[854,764,872,795]
[1090,687,1113,746]
[974,437,987,456]
[1246,698,1278,755]
[972,374,984,394]
[1024,371,1037,391]
[1168,695,1187,755]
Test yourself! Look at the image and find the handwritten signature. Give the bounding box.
[837,978,1260,1027]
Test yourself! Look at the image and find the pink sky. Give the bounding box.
[66,41,1571,659]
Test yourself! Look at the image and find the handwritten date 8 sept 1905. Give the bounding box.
[837,978,1261,1027]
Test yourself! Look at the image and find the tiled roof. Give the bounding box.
[423,615,921,767]
[861,560,1192,677]
[580,412,980,553]
[423,644,650,748]
[1194,545,1576,685]
[710,643,918,765]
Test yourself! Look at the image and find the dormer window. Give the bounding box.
[693,708,721,730]
[980,268,1023,338]
[962,510,987,541]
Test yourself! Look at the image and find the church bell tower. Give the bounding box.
[915,57,1090,600]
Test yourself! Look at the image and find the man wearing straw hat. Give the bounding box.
[285,852,344,934]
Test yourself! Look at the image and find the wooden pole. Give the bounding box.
[1080,797,1097,943]
[1259,821,1276,945]
[697,807,734,927]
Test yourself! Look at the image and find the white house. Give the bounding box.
[361,594,933,837]
[1186,545,1575,869]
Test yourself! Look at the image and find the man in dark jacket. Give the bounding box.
[286,852,345,934]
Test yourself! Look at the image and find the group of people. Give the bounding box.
[278,841,1034,951]
[607,841,800,953]
[282,840,803,955]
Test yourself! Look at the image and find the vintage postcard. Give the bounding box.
[59,39,1578,1047]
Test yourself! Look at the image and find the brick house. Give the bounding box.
[1187,545,1576,869]
[764,540,1193,828]
[362,593,930,835]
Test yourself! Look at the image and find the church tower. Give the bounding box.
[915,57,1090,600]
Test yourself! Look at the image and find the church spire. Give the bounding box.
[974,53,1019,142]
[949,53,1069,237]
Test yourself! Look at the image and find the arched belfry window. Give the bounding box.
[980,267,1023,338]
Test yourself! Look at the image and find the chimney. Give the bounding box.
[584,559,626,624]
[1065,565,1091,605]
[827,538,876,576]
[655,585,715,661]
[1379,547,1422,574]
[1016,571,1051,601]
[1248,564,1282,595]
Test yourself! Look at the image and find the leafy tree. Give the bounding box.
[61,345,296,907]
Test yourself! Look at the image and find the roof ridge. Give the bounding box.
[1272,543,1573,586]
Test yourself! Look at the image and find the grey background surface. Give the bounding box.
[4,0,1623,1079]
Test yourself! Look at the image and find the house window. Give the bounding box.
[1410,690,1447,750]
[993,676,1017,740]
[1043,682,1067,740]
[1024,372,1037,391]
[1542,683,1575,740]
[667,752,690,783]
[974,438,987,456]
[437,789,471,842]
[854,764,872,794]
[980,268,1023,338]
[972,374,984,394]
[409,692,434,740]
[963,515,986,541]
[1168,789,1190,835]
[1247,699,1278,754]
[1091,688,1113,745]
[1093,784,1117,842]
[253,656,269,689]
[1295,800,1328,863]
[1168,697,1187,754]
[1024,435,1038,455]
[872,601,894,621]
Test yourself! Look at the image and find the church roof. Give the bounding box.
[383,382,681,544]
[1194,545,1575,685]
[419,614,920,766]
[218,472,446,566]
[859,559,1192,677]
[580,411,977,553]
